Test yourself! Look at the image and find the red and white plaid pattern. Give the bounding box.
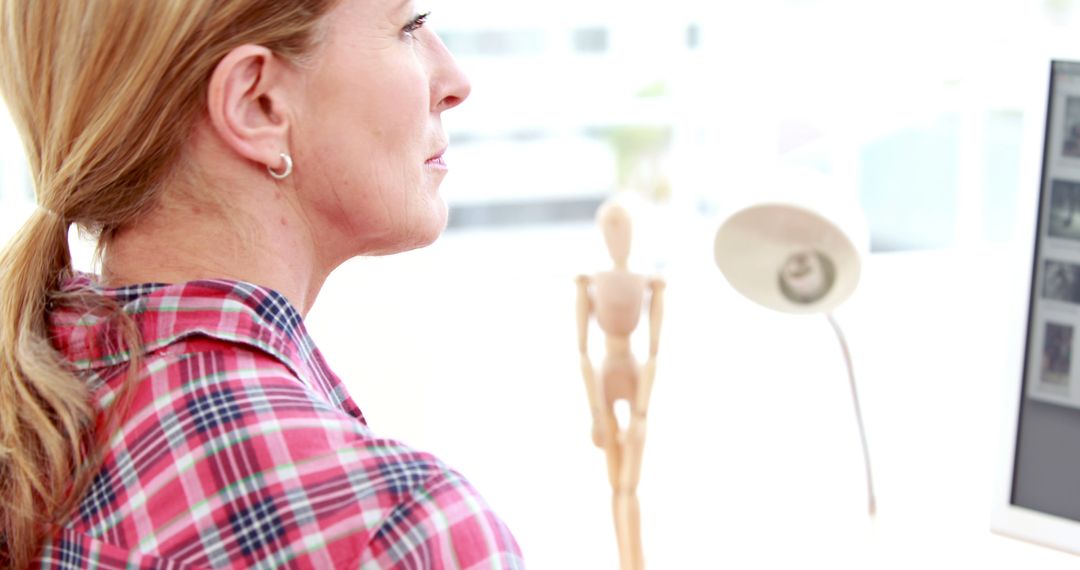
[34,276,523,569]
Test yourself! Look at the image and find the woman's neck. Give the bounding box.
[101,174,327,317]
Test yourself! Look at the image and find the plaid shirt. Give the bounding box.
[34,276,523,569]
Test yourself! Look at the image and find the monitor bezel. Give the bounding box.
[993,58,1080,556]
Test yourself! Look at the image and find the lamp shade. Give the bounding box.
[714,202,862,314]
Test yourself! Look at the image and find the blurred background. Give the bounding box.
[432,0,1072,251]
[7,0,1080,250]
[6,0,1080,567]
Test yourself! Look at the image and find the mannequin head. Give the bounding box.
[597,198,632,269]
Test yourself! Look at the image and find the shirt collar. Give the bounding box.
[50,273,365,423]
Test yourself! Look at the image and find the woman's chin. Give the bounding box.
[363,203,447,256]
[412,200,448,247]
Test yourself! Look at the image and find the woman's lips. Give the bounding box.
[425,151,447,169]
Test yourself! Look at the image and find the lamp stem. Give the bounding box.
[826,312,876,517]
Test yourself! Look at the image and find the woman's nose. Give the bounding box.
[430,34,471,113]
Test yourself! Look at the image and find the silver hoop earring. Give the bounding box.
[267,153,293,180]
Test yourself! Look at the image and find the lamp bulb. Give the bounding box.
[778,249,836,305]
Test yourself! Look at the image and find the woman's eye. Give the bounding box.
[403,12,430,37]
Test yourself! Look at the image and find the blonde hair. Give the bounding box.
[0,1,339,565]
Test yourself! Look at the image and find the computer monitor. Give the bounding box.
[994,59,1080,555]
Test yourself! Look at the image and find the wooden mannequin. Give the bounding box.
[576,198,665,570]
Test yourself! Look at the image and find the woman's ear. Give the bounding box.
[206,44,293,169]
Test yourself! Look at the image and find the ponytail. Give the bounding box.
[0,207,90,566]
[0,206,146,566]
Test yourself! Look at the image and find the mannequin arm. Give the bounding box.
[636,277,665,415]
[577,275,608,447]
[635,358,656,417]
[648,277,665,358]
[575,275,591,356]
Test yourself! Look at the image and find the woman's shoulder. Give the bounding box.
[357,454,525,569]
[69,339,523,567]
[50,278,523,567]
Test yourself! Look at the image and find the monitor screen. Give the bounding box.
[1013,60,1080,522]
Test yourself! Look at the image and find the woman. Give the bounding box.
[0,1,523,567]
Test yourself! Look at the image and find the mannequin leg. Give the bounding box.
[599,410,632,570]
[617,415,647,570]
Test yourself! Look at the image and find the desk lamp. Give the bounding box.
[713,199,875,516]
